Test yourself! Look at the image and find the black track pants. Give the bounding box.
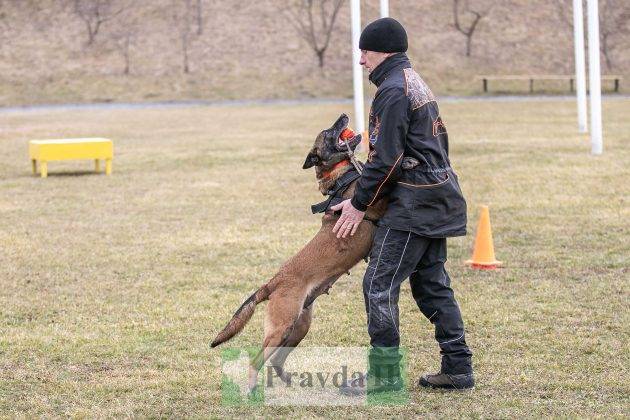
[362,226,473,375]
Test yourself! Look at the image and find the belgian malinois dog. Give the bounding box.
[211,114,387,391]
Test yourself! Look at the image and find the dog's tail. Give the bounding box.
[210,284,271,348]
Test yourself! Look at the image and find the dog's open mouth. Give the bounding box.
[338,127,356,148]
[334,120,361,152]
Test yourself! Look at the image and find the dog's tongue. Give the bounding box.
[340,128,355,141]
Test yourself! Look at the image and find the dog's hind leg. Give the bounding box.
[269,303,314,385]
[263,275,340,386]
[247,294,305,392]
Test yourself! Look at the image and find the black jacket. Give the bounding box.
[350,53,467,237]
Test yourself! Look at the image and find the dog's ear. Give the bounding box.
[302,150,321,169]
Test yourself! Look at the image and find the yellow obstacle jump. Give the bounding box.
[29,138,113,178]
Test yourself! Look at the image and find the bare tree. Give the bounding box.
[0,0,6,47]
[599,0,630,70]
[72,0,124,46]
[110,5,139,75]
[172,0,195,74]
[555,0,575,28]
[555,0,630,71]
[195,0,203,35]
[0,1,6,29]
[452,0,492,57]
[282,0,345,69]
[116,31,132,74]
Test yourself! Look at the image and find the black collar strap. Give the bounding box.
[311,168,361,214]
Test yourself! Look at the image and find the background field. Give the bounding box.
[1,99,629,417]
[1,0,629,106]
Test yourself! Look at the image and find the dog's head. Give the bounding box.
[303,114,362,192]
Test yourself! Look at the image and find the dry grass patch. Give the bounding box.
[0,99,628,417]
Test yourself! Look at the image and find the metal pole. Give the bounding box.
[351,0,365,136]
[380,0,389,17]
[573,0,588,133]
[587,0,603,154]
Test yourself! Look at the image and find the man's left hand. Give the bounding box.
[330,199,365,239]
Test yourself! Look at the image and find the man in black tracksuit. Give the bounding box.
[334,18,474,394]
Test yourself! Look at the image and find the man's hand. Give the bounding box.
[330,199,365,239]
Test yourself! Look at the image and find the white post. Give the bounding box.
[351,0,365,136]
[573,0,588,133]
[587,0,603,154]
[380,0,389,17]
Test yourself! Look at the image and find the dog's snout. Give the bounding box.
[332,114,349,132]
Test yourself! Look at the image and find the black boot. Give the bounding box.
[418,371,474,391]
[339,347,405,396]
[339,373,404,396]
[339,373,367,397]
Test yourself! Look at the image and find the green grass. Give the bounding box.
[0,99,629,417]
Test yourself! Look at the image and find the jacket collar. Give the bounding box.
[368,52,411,87]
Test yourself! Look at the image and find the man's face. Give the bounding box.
[359,50,394,73]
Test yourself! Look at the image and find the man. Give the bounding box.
[334,18,474,394]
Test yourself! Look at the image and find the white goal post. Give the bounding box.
[352,0,604,154]
[350,0,388,142]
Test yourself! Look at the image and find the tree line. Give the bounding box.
[0,0,628,75]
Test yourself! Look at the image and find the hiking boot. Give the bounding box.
[339,373,367,396]
[339,373,404,397]
[418,371,474,391]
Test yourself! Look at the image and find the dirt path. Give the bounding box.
[1,95,628,114]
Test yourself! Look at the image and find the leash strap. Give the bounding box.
[343,135,364,175]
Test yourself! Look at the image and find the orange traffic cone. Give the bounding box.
[466,205,502,270]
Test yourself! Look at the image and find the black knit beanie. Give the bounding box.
[359,17,408,53]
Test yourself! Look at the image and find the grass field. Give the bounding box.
[1,99,629,417]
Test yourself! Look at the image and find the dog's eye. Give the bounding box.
[308,153,322,166]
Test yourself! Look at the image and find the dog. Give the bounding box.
[211,114,387,392]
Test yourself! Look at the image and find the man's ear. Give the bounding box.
[302,151,320,169]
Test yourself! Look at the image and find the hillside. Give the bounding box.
[0,0,628,106]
